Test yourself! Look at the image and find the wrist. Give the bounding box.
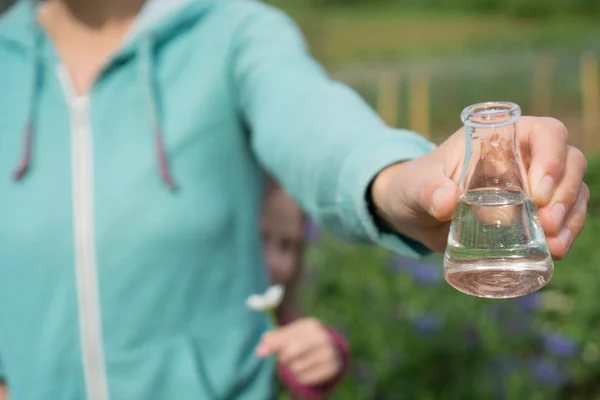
[370,162,406,229]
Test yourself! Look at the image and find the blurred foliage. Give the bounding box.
[295,156,600,399]
[268,0,600,71]
[309,0,600,18]
[586,157,600,218]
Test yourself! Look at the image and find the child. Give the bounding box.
[258,179,350,399]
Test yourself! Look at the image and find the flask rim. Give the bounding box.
[461,101,521,128]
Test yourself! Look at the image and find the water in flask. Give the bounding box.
[444,188,553,298]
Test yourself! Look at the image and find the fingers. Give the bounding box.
[255,318,326,360]
[290,351,340,386]
[538,146,588,235]
[521,117,570,206]
[255,330,284,358]
[254,318,341,385]
[518,117,588,258]
[284,342,340,384]
[278,330,326,365]
[546,183,589,260]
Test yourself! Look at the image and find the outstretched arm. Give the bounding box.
[231,2,435,257]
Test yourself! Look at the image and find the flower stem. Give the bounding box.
[267,308,278,331]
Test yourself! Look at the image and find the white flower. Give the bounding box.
[246,284,285,311]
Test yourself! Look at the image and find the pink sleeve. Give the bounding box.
[278,326,350,399]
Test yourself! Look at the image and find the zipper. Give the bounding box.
[58,66,109,400]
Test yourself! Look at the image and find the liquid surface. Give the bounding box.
[443,188,553,299]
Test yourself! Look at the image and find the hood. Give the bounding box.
[0,0,219,189]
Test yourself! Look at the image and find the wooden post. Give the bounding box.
[531,53,555,117]
[581,52,599,151]
[409,70,430,138]
[376,70,399,127]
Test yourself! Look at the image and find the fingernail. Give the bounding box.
[559,228,572,250]
[431,187,448,216]
[551,203,566,227]
[536,176,555,204]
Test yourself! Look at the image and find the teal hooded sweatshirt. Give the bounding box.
[0,0,435,398]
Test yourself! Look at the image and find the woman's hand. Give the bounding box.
[372,116,589,259]
[255,318,341,386]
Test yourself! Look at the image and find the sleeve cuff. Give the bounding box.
[338,129,436,258]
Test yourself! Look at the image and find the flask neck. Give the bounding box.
[461,122,529,195]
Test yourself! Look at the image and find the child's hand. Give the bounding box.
[255,318,341,386]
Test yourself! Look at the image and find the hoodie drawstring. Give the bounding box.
[139,37,177,190]
[13,25,41,182]
[14,32,178,190]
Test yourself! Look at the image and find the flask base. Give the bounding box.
[443,258,553,299]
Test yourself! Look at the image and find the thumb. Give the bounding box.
[416,170,458,222]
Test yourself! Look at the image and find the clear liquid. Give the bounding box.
[443,188,553,299]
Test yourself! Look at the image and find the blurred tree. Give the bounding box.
[503,0,570,18]
[310,0,388,7]
[309,0,599,17]
[574,0,600,13]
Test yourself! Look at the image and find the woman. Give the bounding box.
[0,1,434,398]
[0,0,588,399]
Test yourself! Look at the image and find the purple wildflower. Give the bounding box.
[304,219,321,243]
[530,357,571,386]
[541,333,578,358]
[411,313,444,335]
[388,255,417,274]
[388,256,441,286]
[516,292,540,311]
[412,262,442,285]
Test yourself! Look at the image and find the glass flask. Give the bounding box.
[443,101,553,299]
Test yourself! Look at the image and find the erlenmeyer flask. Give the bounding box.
[443,102,553,299]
